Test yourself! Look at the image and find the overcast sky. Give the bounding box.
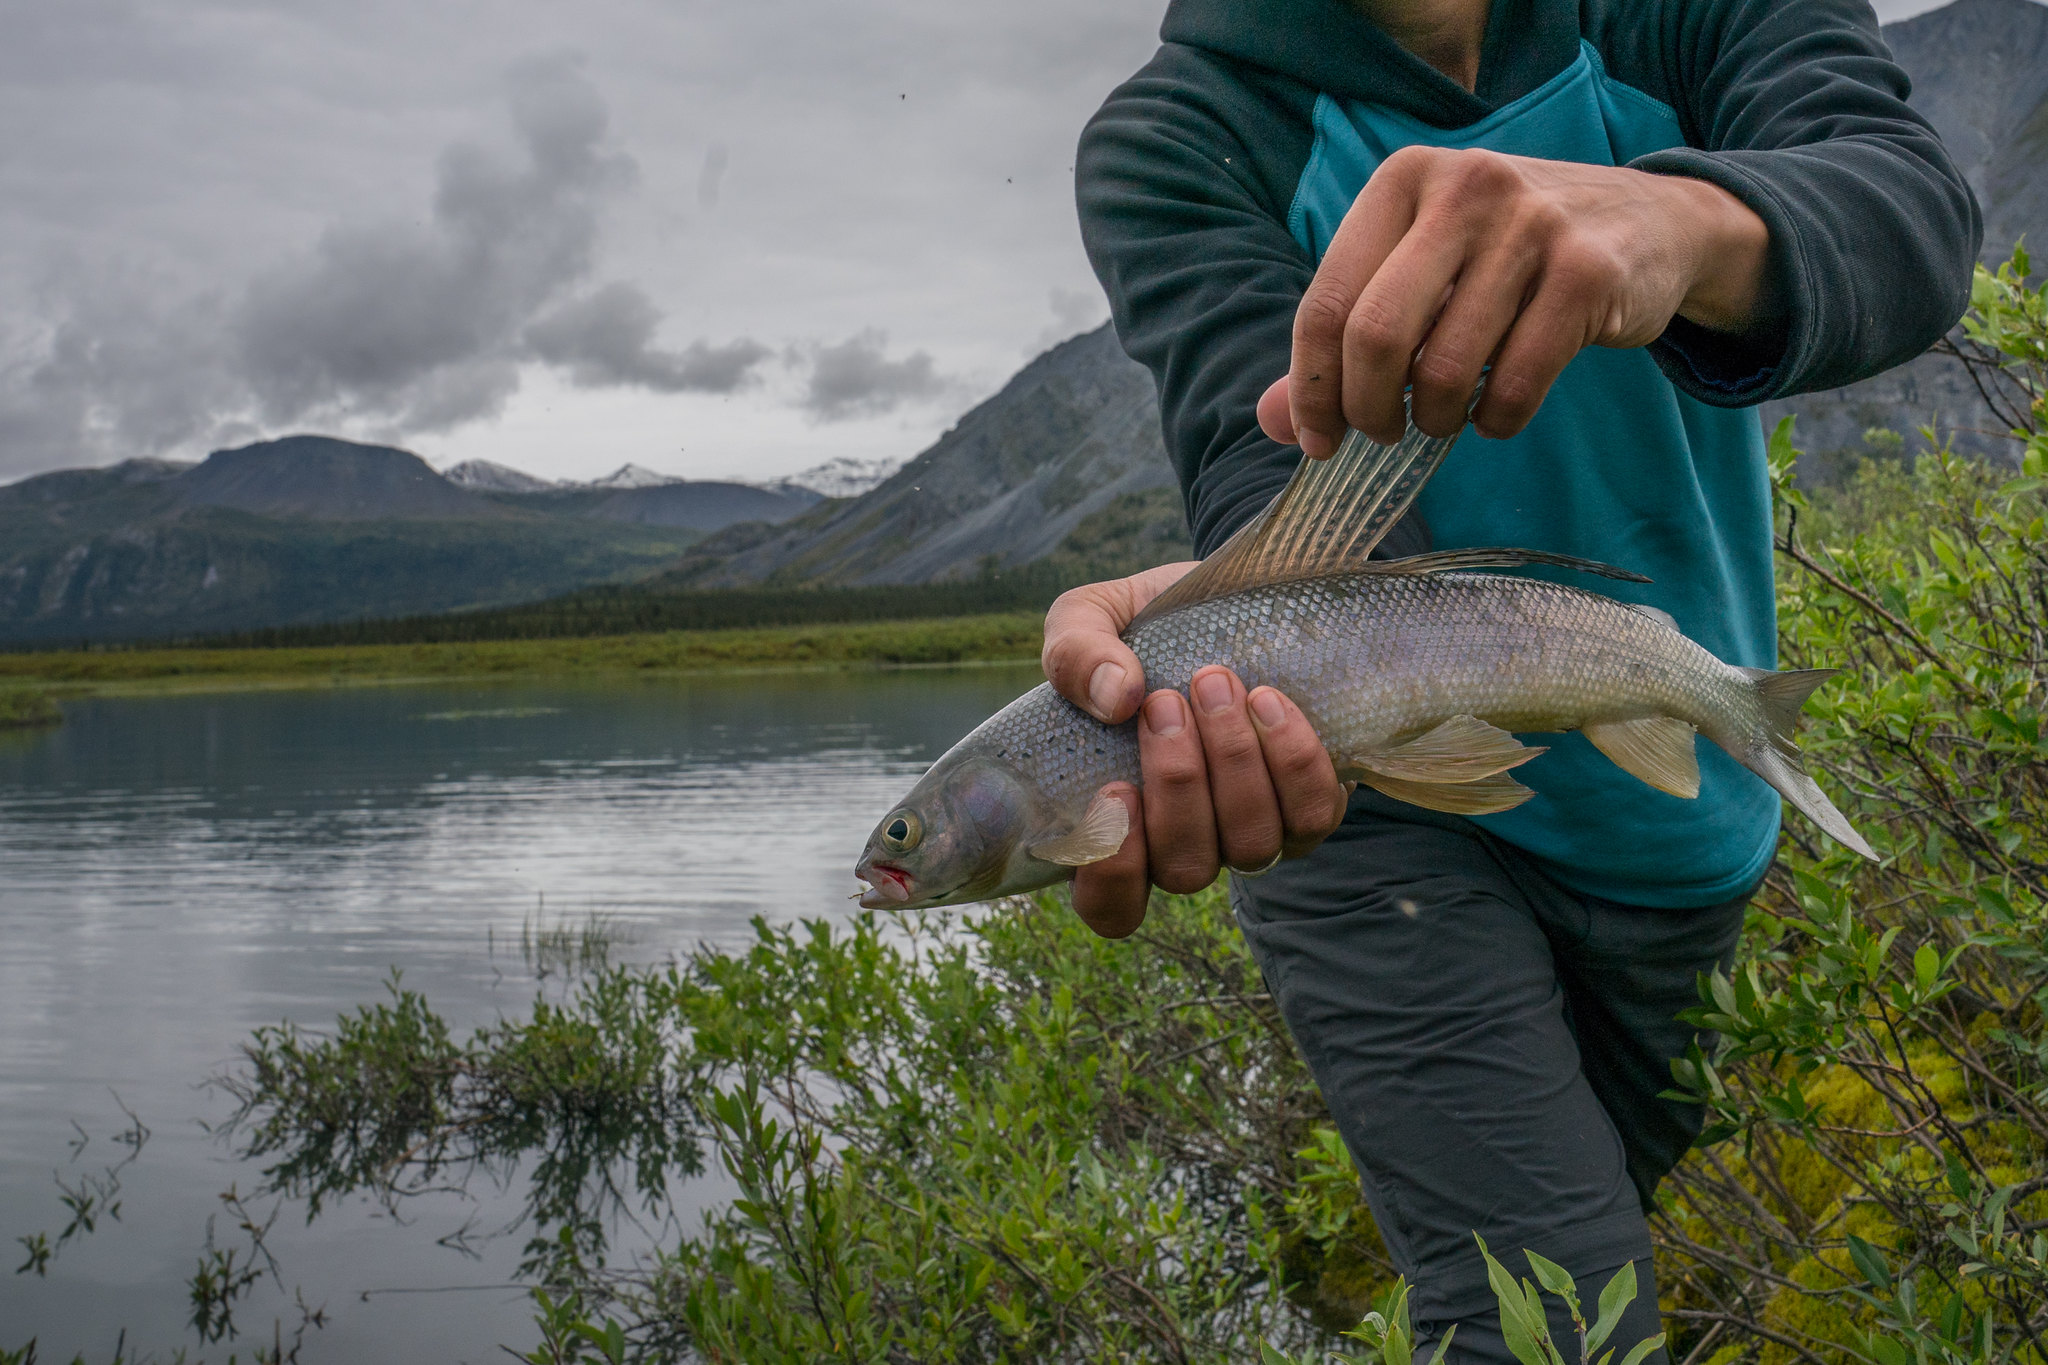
[0,0,1973,486]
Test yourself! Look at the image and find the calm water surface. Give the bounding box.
[0,665,1039,1360]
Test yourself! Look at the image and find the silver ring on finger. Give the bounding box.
[1228,848,1284,878]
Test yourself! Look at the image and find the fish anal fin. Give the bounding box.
[1029,790,1131,867]
[1128,420,1458,629]
[1582,715,1701,799]
[1358,769,1536,815]
[1364,547,1652,584]
[1348,715,1544,784]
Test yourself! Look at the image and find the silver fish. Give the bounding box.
[855,423,1874,911]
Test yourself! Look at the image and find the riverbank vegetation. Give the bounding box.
[8,256,2046,1362]
[0,611,1044,699]
[0,688,59,728]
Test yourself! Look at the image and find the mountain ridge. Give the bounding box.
[0,434,818,642]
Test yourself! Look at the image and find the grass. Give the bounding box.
[0,611,1046,700]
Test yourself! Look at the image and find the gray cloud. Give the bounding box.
[796,330,949,422]
[0,54,776,472]
[526,282,770,392]
[229,54,626,433]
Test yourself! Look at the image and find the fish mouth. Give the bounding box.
[856,859,914,908]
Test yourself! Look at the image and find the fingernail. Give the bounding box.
[1193,671,1235,715]
[1087,662,1126,720]
[1143,690,1185,737]
[1249,688,1288,729]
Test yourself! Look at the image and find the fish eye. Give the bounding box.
[881,811,922,851]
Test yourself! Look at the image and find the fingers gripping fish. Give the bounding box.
[856,421,1875,911]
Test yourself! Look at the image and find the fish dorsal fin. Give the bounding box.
[1361,547,1652,584]
[1029,789,1131,866]
[1129,419,1461,630]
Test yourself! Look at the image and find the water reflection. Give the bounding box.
[0,664,1037,1361]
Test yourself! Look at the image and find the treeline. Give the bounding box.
[183,568,1073,650]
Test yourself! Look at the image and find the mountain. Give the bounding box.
[0,436,814,643]
[178,435,504,520]
[586,463,681,489]
[444,459,558,493]
[763,455,907,499]
[1763,0,2048,472]
[675,324,1180,587]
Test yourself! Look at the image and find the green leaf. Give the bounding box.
[1424,1324,1459,1365]
[1587,1260,1638,1355]
[1524,1249,1579,1312]
[1848,1235,1893,1291]
[1258,1342,1297,1365]
[1616,1334,1667,1365]
[1477,1237,1554,1365]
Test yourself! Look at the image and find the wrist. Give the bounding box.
[1666,176,1778,337]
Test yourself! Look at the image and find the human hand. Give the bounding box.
[1041,565,1352,938]
[1268,147,1777,453]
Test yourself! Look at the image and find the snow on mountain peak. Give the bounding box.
[442,459,559,493]
[765,455,906,499]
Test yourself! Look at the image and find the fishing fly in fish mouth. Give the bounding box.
[854,417,1876,913]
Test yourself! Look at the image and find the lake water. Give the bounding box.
[0,664,1041,1361]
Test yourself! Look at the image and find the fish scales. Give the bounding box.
[970,571,1753,814]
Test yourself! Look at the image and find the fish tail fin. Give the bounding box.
[1731,666,1877,860]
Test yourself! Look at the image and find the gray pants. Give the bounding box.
[1233,794,1748,1363]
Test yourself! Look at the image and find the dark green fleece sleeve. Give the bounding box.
[1076,46,1432,558]
[1593,0,1982,405]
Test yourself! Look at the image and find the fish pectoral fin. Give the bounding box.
[1357,769,1537,815]
[1349,715,1545,784]
[1582,715,1701,799]
[1029,790,1131,867]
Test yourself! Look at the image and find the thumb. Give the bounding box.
[1256,374,1297,445]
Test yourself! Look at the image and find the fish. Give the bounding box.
[854,420,1876,911]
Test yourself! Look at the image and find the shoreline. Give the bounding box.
[0,612,1047,701]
